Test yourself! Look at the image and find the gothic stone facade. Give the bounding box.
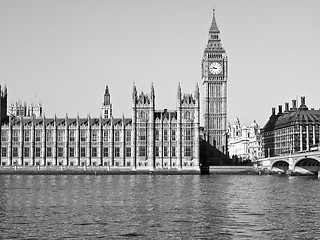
[0,83,200,170]
[0,9,227,169]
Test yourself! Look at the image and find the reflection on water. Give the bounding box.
[0,174,320,239]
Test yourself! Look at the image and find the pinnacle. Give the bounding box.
[209,9,220,33]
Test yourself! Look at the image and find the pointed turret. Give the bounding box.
[102,84,112,118]
[177,83,182,108]
[177,82,181,97]
[87,113,91,123]
[209,9,220,33]
[194,83,199,100]
[103,85,110,106]
[150,82,155,102]
[151,82,154,95]
[132,82,137,102]
[204,8,224,52]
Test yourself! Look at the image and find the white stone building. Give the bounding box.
[228,118,262,161]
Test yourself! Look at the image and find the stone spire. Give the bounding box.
[103,85,110,106]
[177,83,182,108]
[3,84,7,96]
[205,8,224,52]
[194,83,199,101]
[150,82,155,102]
[151,82,154,95]
[209,9,220,33]
[132,82,137,101]
[102,84,112,118]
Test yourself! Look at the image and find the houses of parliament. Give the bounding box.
[0,9,228,171]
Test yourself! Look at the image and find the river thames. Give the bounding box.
[0,174,320,239]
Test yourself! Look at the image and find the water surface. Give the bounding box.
[0,174,320,239]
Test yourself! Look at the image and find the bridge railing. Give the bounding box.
[255,150,320,164]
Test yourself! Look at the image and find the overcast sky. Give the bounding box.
[1,0,319,127]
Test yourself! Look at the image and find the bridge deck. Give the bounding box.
[257,150,320,163]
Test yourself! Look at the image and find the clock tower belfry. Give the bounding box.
[202,9,228,162]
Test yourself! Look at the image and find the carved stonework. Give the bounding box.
[138,111,148,122]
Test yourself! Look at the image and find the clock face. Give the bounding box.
[209,62,222,74]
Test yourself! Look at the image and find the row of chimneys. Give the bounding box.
[271,96,308,115]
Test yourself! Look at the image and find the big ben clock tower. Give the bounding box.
[202,9,228,163]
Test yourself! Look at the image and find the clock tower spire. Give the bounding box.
[202,8,228,164]
[209,9,220,33]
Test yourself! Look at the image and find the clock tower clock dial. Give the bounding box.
[201,9,228,162]
[209,62,222,74]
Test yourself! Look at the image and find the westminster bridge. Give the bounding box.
[256,150,320,175]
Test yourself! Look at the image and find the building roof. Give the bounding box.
[1,117,132,128]
[262,98,320,132]
[209,9,220,33]
[204,9,225,54]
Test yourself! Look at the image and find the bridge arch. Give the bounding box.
[271,160,289,173]
[294,157,320,174]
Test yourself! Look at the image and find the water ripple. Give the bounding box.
[0,175,320,239]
